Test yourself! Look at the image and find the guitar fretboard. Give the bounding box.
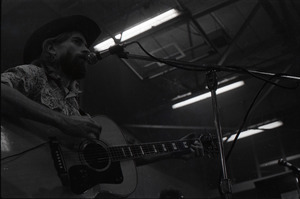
[107,139,195,161]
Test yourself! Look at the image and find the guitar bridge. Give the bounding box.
[49,137,70,186]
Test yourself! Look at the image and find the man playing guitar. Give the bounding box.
[1,15,207,198]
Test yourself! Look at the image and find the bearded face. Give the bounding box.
[53,32,90,80]
[60,49,87,80]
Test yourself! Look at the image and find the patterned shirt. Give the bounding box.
[1,64,83,116]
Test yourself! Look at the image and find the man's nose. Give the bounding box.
[82,45,90,52]
[82,45,90,53]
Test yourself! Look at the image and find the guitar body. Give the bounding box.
[1,115,137,198]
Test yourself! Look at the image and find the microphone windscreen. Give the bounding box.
[86,52,98,65]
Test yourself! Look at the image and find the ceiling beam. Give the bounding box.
[191,0,242,19]
[175,0,220,54]
[217,2,261,65]
[117,0,242,46]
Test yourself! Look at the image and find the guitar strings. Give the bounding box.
[60,138,216,159]
[1,138,217,165]
[59,138,198,158]
[58,138,216,163]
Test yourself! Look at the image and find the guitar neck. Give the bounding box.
[107,139,197,161]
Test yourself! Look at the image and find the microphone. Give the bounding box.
[278,158,300,174]
[87,43,128,65]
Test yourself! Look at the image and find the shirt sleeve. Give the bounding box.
[1,65,44,98]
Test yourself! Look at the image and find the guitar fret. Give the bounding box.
[183,141,189,148]
[121,148,126,157]
[177,141,186,150]
[131,145,142,157]
[152,145,157,153]
[110,140,192,160]
[107,135,218,161]
[142,145,150,155]
[139,146,144,155]
[172,143,177,150]
[121,147,130,158]
[109,146,128,160]
[162,144,167,152]
[128,147,133,157]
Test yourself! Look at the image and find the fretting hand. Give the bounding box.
[179,133,204,160]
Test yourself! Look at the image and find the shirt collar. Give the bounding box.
[42,64,61,81]
[42,64,83,96]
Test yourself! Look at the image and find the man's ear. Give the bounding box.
[42,38,56,55]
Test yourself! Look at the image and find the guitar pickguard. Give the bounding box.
[50,137,124,195]
[69,162,123,194]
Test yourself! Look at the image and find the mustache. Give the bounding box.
[79,53,90,62]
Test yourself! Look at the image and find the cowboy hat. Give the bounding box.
[23,15,101,63]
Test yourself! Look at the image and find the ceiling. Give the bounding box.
[1,0,300,197]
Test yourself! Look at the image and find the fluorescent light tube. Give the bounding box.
[225,120,283,142]
[94,38,116,51]
[94,9,180,51]
[172,81,245,109]
[258,121,283,129]
[227,129,264,142]
[119,9,180,42]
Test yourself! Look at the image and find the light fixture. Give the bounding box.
[226,129,264,142]
[258,120,283,130]
[117,9,180,42]
[94,9,181,51]
[172,80,245,109]
[224,120,283,142]
[94,38,116,51]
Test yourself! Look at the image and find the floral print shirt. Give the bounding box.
[1,64,82,116]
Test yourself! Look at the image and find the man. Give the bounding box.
[1,15,203,198]
[1,15,102,140]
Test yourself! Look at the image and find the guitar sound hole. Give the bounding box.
[82,143,109,170]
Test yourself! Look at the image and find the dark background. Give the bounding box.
[2,0,300,198]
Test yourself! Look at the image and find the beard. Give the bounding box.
[60,51,87,80]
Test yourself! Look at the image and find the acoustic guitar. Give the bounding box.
[1,115,218,198]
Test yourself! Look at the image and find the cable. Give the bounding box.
[224,67,298,160]
[127,41,208,71]
[224,75,278,162]
[127,40,298,161]
[226,65,299,89]
[1,141,49,161]
[215,76,273,188]
[127,41,299,90]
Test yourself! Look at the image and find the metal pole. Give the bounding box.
[206,70,232,198]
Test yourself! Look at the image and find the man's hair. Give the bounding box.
[31,32,74,67]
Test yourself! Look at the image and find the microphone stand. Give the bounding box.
[287,166,300,198]
[278,159,300,198]
[295,174,300,199]
[114,51,300,198]
[206,70,232,199]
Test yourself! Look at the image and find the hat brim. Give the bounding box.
[23,15,101,63]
